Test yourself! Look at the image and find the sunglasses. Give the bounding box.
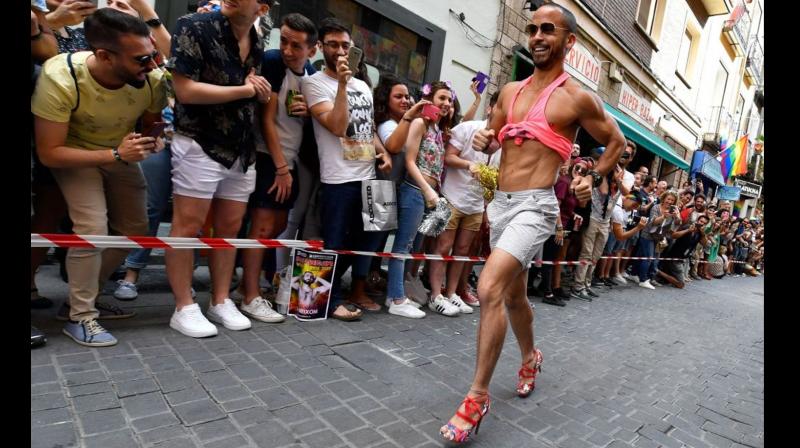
[525,22,570,37]
[102,48,160,67]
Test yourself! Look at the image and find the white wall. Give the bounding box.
[392,0,500,110]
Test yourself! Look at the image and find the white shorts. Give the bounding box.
[487,188,559,268]
[171,134,256,202]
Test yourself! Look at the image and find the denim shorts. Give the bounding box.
[487,188,559,267]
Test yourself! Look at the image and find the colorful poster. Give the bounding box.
[377,37,401,74]
[351,25,379,66]
[408,52,427,84]
[288,249,338,321]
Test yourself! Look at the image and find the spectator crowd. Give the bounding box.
[30,0,764,349]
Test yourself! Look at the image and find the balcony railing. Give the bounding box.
[723,2,751,56]
[746,39,763,87]
[702,106,734,152]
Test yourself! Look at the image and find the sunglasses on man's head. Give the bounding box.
[525,22,570,37]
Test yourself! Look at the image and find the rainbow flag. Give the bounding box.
[720,134,749,182]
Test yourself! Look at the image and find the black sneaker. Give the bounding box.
[30,289,54,309]
[570,288,593,302]
[585,287,600,298]
[604,278,618,287]
[31,326,46,348]
[554,287,571,300]
[527,286,543,297]
[543,293,566,307]
[591,278,603,287]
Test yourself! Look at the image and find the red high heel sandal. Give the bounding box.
[439,394,491,443]
[517,348,543,398]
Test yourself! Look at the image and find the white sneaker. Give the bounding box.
[428,294,460,316]
[240,296,285,323]
[639,280,655,290]
[170,303,218,338]
[387,298,426,319]
[404,279,427,307]
[387,296,422,309]
[207,298,252,330]
[613,274,628,285]
[448,293,473,314]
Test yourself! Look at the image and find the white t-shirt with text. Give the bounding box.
[303,72,375,184]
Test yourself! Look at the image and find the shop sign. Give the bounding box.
[733,178,762,198]
[717,186,741,201]
[565,42,600,91]
[618,82,657,129]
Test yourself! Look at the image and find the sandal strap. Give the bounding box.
[455,395,487,427]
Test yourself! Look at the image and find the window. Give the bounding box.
[635,0,667,46]
[636,0,659,35]
[677,31,692,77]
[676,19,700,85]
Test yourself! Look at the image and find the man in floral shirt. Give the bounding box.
[166,0,273,338]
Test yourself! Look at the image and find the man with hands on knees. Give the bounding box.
[32,8,167,347]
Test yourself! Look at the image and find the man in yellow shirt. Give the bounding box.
[31,8,167,347]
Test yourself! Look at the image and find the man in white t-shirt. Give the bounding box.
[428,93,501,309]
[238,13,320,324]
[302,17,392,321]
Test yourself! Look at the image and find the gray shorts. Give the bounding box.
[487,188,559,268]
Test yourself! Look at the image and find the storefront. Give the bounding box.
[690,150,726,198]
[733,178,762,218]
[156,0,445,94]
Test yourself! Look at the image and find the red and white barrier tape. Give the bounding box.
[30,234,749,265]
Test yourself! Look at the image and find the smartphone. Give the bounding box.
[143,121,167,139]
[421,104,441,122]
[473,71,489,94]
[347,46,363,72]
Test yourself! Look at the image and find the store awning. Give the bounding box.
[603,103,690,171]
[690,150,726,186]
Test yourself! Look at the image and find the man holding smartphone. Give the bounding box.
[302,17,392,321]
[32,9,167,346]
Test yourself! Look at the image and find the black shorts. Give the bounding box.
[248,152,299,210]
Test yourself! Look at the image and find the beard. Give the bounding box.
[530,45,563,70]
[127,78,146,89]
[323,52,339,72]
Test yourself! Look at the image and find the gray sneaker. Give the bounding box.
[239,296,285,323]
[57,300,136,321]
[62,319,118,347]
[113,280,138,301]
[570,288,593,302]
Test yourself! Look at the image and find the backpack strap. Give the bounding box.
[66,52,80,112]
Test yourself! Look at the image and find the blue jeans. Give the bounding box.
[321,181,384,307]
[387,182,426,300]
[636,237,656,282]
[124,146,172,270]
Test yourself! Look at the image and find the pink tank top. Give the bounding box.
[497,72,573,161]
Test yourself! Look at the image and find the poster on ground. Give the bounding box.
[288,249,338,321]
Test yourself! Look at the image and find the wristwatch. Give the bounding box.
[145,18,163,28]
[587,170,603,187]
